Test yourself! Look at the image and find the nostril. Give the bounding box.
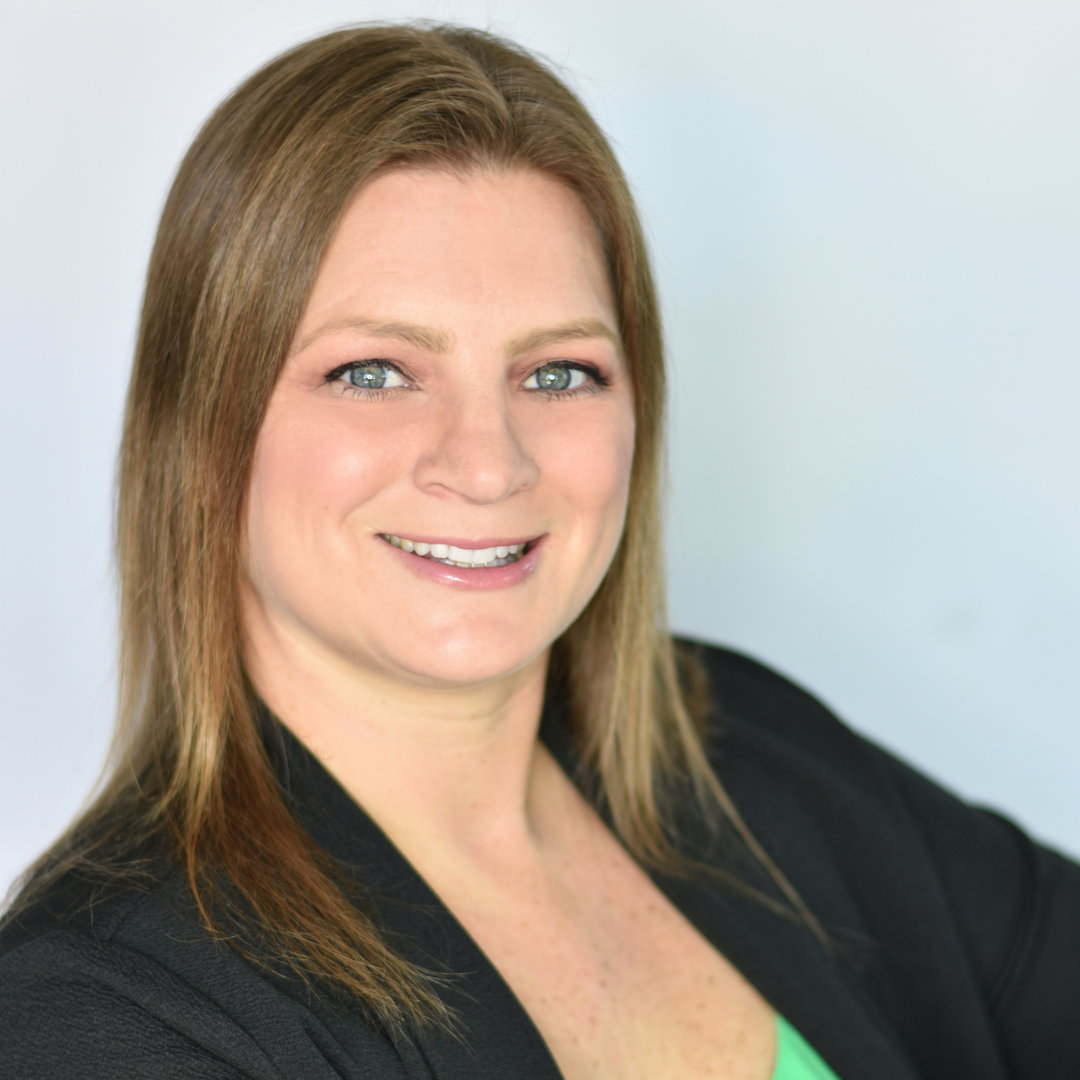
[410,408,539,504]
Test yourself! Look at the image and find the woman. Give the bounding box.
[1,23,1076,1080]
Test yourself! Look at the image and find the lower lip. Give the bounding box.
[383,536,544,590]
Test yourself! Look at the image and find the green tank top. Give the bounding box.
[772,1015,841,1080]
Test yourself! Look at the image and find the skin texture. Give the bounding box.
[240,169,776,1080]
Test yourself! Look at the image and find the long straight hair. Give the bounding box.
[6,23,818,1030]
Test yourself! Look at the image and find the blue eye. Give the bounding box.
[343,364,406,390]
[525,364,588,392]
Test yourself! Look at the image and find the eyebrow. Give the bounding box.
[294,318,452,355]
[295,316,620,358]
[505,319,621,357]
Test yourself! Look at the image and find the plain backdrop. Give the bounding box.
[2,0,1078,896]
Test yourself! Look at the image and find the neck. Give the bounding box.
[241,590,552,857]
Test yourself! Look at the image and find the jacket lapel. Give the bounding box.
[273,721,564,1080]
[653,868,923,1080]
[539,701,924,1080]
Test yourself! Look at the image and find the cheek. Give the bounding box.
[535,401,636,527]
[244,403,415,573]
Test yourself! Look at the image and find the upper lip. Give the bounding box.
[380,533,540,549]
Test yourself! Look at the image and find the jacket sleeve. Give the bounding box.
[0,931,284,1080]
[871,743,1080,1080]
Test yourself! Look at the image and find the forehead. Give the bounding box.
[298,167,616,335]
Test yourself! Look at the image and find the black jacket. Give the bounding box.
[2,644,1078,1079]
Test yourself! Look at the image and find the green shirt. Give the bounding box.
[773,1015,841,1080]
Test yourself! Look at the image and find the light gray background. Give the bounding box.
[2,0,1078,895]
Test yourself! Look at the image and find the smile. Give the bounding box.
[380,534,529,569]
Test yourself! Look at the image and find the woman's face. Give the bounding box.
[241,168,636,691]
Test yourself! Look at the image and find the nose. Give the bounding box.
[412,389,538,505]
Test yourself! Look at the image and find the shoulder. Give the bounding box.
[683,638,1002,829]
[680,638,865,756]
[682,638,1080,1077]
[0,847,419,1078]
[679,638,896,815]
[0,926,269,1079]
[0,865,337,1079]
[1,859,147,956]
[680,637,1043,891]
[0,868,251,1078]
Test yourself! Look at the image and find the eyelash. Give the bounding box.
[527,360,609,399]
[324,360,411,399]
[323,359,610,399]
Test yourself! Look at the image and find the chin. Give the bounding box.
[369,626,549,689]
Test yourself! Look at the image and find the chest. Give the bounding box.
[417,819,777,1080]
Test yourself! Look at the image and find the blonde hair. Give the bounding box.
[6,23,817,1030]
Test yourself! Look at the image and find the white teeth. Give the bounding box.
[382,534,527,568]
